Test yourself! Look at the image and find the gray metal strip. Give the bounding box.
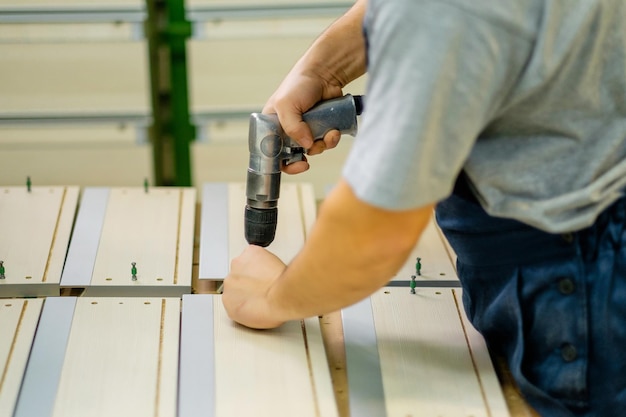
[341,298,387,417]
[199,183,229,279]
[386,279,461,288]
[0,8,145,23]
[179,294,215,417]
[60,188,109,287]
[188,3,352,21]
[0,3,350,24]
[13,297,77,417]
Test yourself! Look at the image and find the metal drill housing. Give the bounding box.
[245,94,363,246]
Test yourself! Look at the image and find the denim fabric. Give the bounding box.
[435,178,626,417]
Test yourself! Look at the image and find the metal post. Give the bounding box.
[145,0,195,186]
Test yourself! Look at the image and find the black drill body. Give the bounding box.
[245,94,364,247]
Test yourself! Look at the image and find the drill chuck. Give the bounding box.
[244,206,278,247]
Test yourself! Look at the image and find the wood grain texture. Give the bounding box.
[390,215,459,284]
[213,295,338,417]
[0,298,43,417]
[70,187,195,296]
[452,290,510,416]
[0,186,78,296]
[342,288,510,417]
[51,297,180,417]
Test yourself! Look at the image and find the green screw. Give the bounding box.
[410,275,416,294]
[26,176,32,193]
[144,178,149,193]
[131,262,137,281]
[415,257,422,276]
[0,261,5,279]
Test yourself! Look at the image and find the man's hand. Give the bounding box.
[261,0,367,175]
[263,70,345,175]
[222,245,288,329]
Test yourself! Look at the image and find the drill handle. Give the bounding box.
[300,94,362,141]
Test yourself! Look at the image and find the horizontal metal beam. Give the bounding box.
[0,109,256,126]
[0,112,149,126]
[188,3,352,21]
[0,7,146,24]
[0,3,351,24]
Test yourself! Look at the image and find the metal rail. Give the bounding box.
[0,3,351,24]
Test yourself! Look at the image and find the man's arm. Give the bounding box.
[223,179,434,329]
[265,0,368,173]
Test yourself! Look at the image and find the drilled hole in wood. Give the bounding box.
[24,276,32,280]
[440,272,446,276]
[119,302,124,304]
[384,291,390,294]
[5,304,12,307]
[91,301,98,305]
[435,291,442,295]
[106,278,113,281]
[144,301,151,305]
[156,278,163,281]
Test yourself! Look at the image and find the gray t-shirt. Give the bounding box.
[343,0,626,233]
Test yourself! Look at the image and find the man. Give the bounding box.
[223,0,626,415]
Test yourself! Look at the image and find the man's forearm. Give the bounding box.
[296,0,368,89]
[267,179,434,321]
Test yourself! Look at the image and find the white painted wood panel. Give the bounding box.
[213,295,338,417]
[0,298,43,417]
[343,288,509,417]
[373,289,492,416]
[0,186,79,296]
[51,297,180,417]
[62,187,195,296]
[453,290,509,416]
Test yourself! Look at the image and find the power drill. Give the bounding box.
[245,94,364,247]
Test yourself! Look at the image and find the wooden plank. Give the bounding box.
[50,297,180,417]
[213,294,338,417]
[61,187,195,296]
[342,288,509,417]
[0,185,79,296]
[453,290,509,416]
[199,182,312,281]
[0,298,43,417]
[389,215,459,285]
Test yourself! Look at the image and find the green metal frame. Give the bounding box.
[145,0,195,186]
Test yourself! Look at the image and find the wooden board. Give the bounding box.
[13,297,180,417]
[179,294,338,417]
[389,215,459,286]
[342,288,509,417]
[0,186,79,297]
[0,298,43,417]
[199,182,316,281]
[60,187,195,296]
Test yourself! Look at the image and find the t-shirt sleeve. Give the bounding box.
[343,0,531,210]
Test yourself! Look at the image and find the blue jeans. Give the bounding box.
[435,177,626,417]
